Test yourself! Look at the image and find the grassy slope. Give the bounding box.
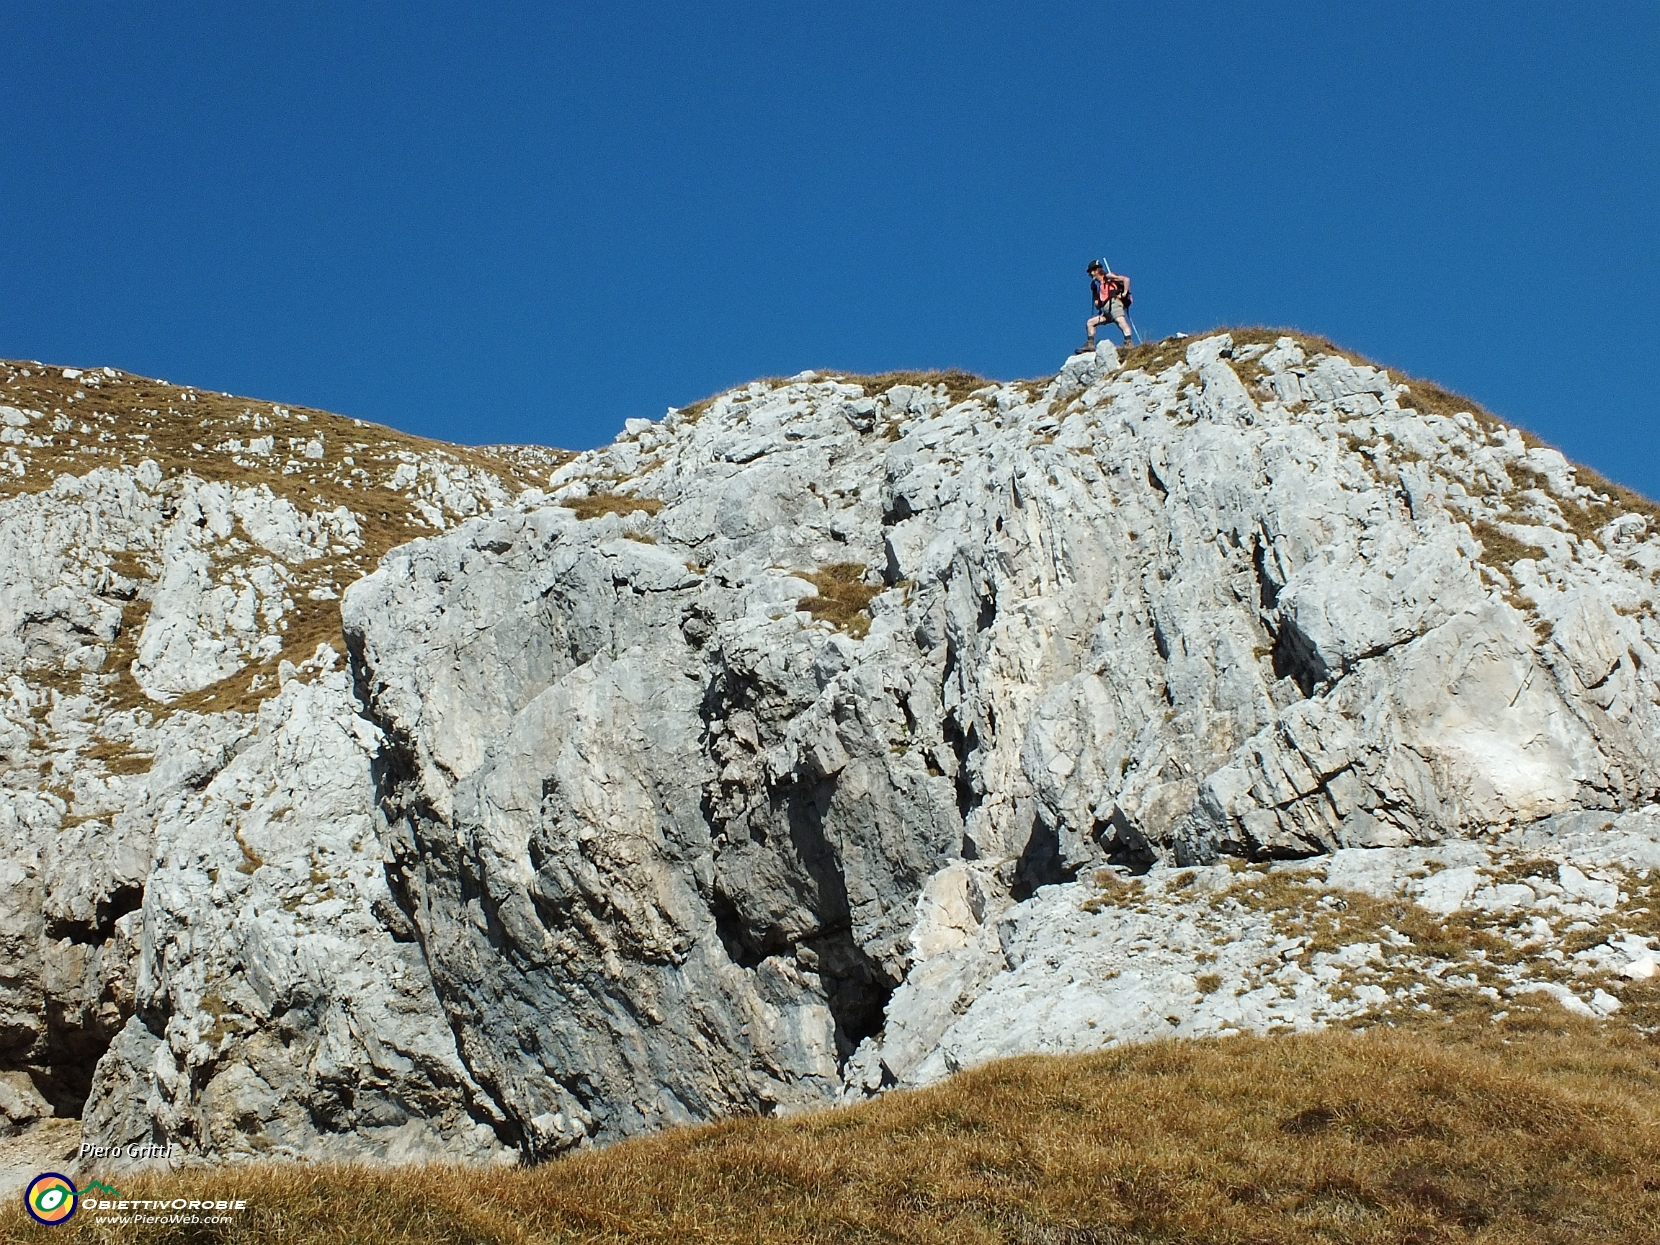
[18,1006,1660,1244]
[0,358,571,717]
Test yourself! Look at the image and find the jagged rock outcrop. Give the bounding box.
[340,332,1659,1152]
[857,807,1660,1094]
[82,668,509,1163]
[0,362,558,1167]
[3,333,1659,1170]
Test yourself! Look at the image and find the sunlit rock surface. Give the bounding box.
[3,335,1659,1167]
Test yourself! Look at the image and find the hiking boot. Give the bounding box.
[1073,341,1094,355]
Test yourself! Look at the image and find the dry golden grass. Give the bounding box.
[1113,339,1169,373]
[26,1016,1660,1244]
[77,738,153,777]
[1228,869,1507,966]
[675,379,790,424]
[1369,369,1654,543]
[560,493,665,521]
[1571,469,1660,528]
[674,394,722,423]
[1119,327,1373,396]
[0,360,568,507]
[1211,862,1660,1035]
[1466,520,1539,573]
[797,562,882,639]
[1310,346,1658,525]
[830,369,993,407]
[1364,368,1655,531]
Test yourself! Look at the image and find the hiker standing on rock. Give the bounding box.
[1078,260,1133,353]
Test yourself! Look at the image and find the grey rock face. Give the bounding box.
[344,515,955,1152]
[860,808,1660,1092]
[0,363,559,1168]
[340,335,1660,1152]
[5,338,1660,1165]
[83,666,508,1164]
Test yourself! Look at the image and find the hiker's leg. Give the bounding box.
[1086,314,1103,342]
[1115,314,1133,343]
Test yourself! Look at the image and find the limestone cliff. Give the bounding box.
[3,334,1659,1170]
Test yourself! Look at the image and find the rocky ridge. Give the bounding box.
[4,334,1660,1175]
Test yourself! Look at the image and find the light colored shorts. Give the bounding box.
[1093,298,1126,321]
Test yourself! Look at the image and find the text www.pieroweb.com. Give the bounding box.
[87,1197,247,1226]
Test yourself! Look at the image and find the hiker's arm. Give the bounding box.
[1115,274,1131,295]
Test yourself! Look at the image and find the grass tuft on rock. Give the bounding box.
[561,492,665,521]
[1468,519,1540,571]
[797,562,882,639]
[834,369,993,406]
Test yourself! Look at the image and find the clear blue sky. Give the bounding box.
[4,2,1657,496]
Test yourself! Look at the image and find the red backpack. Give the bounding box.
[1092,268,1132,308]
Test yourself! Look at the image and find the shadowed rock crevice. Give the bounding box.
[1270,614,1329,698]
[41,882,143,945]
[1251,534,1281,611]
[1100,810,1158,874]
[943,711,984,833]
[1147,461,1170,500]
[709,888,769,969]
[782,780,901,1059]
[37,996,118,1118]
[1011,815,1078,902]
